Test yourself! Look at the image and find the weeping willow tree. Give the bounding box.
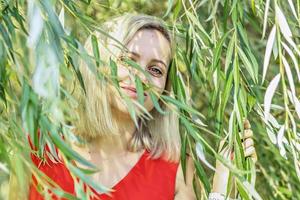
[0,0,300,199]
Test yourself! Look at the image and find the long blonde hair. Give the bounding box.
[74,14,181,162]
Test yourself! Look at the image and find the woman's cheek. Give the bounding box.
[144,94,158,113]
[117,65,129,80]
[152,78,167,95]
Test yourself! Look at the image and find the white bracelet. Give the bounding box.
[208,192,225,200]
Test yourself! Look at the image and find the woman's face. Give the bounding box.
[110,28,171,115]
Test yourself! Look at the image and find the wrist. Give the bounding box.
[213,160,230,194]
[212,172,229,195]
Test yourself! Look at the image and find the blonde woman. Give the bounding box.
[27,14,257,200]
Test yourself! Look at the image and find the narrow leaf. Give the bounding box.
[195,142,216,170]
[262,0,271,39]
[287,0,298,20]
[276,4,293,44]
[277,125,287,158]
[262,25,276,84]
[282,56,295,95]
[264,74,281,121]
[281,42,300,82]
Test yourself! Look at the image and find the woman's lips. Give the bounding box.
[120,86,147,98]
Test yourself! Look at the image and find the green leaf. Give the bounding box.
[135,76,144,106]
[161,95,204,119]
[211,29,232,72]
[238,46,257,83]
[193,157,211,194]
[67,162,109,194]
[91,35,100,67]
[149,91,167,115]
[109,58,119,88]
[225,35,235,74]
[180,131,187,178]
[40,116,96,169]
[163,0,173,18]
[68,55,86,94]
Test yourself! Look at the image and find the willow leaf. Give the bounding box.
[264,74,280,121]
[262,25,276,84]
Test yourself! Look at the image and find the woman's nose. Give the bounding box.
[131,66,148,84]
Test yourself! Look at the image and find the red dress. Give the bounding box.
[28,149,179,200]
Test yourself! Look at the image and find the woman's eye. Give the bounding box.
[148,66,163,76]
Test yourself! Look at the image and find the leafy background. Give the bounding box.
[0,0,300,199]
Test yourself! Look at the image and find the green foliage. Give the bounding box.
[0,0,300,199]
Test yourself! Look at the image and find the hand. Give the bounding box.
[242,119,257,163]
[211,119,257,195]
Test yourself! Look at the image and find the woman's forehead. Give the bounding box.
[125,29,171,64]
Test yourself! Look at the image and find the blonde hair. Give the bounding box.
[74,13,180,162]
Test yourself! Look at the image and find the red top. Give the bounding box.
[28,149,179,200]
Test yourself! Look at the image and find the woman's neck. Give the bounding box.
[75,109,139,161]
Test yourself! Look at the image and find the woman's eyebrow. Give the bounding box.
[151,59,167,69]
[127,51,167,69]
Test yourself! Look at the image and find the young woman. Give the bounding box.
[27,14,257,200]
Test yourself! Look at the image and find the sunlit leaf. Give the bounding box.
[287,0,298,20]
[282,56,295,95]
[262,0,271,39]
[264,74,280,121]
[277,125,287,159]
[27,1,44,47]
[195,142,215,170]
[262,25,276,84]
[281,42,300,82]
[276,4,293,44]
